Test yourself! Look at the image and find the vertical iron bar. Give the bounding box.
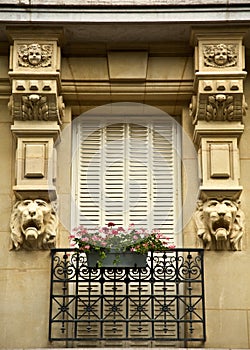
[74,251,79,339]
[100,267,104,339]
[200,249,206,341]
[125,268,129,340]
[175,249,180,340]
[151,251,155,341]
[48,248,55,341]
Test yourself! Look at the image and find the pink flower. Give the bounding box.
[168,244,176,249]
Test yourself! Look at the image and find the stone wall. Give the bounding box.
[1,5,250,348]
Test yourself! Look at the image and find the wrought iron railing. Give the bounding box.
[49,249,206,344]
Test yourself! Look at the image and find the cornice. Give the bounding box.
[1,5,250,23]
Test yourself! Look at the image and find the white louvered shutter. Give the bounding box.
[72,117,180,245]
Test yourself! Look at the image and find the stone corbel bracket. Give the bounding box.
[190,28,247,250]
[9,79,64,125]
[190,79,247,124]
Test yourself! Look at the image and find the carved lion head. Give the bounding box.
[194,199,244,251]
[10,199,58,250]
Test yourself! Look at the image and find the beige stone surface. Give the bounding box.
[0,195,12,232]
[147,57,193,81]
[61,56,194,83]
[205,310,249,348]
[1,15,250,349]
[0,123,13,194]
[62,57,109,81]
[0,268,51,348]
[0,237,51,268]
[57,194,71,242]
[0,55,9,79]
[108,51,148,80]
[56,110,72,240]
[204,251,250,309]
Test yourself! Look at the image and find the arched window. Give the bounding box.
[72,110,182,246]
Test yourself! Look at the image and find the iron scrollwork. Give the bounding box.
[49,248,205,344]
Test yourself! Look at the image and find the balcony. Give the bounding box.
[49,249,206,346]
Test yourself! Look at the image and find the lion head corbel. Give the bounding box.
[10,199,58,250]
[194,198,244,251]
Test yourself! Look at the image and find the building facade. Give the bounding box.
[1,0,250,348]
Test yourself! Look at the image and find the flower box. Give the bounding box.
[87,250,147,268]
[70,222,175,268]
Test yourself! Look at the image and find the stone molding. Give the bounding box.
[1,0,249,6]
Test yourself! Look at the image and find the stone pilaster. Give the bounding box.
[190,28,247,250]
[8,28,63,250]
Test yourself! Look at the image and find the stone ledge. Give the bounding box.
[1,0,250,6]
[1,348,248,350]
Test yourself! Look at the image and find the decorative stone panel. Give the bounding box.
[11,121,60,201]
[9,39,60,73]
[195,40,245,72]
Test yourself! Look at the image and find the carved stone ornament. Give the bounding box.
[10,199,58,250]
[206,94,234,121]
[194,198,244,251]
[17,43,52,68]
[9,94,63,123]
[203,43,238,68]
[190,93,247,124]
[21,94,49,120]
